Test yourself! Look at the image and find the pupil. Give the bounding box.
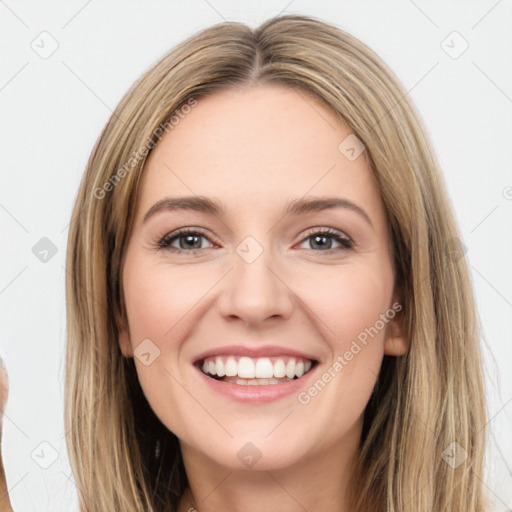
[312,235,331,250]
[182,234,201,250]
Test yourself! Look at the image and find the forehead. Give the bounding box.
[135,83,385,226]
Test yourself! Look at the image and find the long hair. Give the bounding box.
[65,14,488,511]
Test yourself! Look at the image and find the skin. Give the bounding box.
[118,83,408,512]
[0,357,13,512]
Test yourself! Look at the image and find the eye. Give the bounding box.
[157,228,215,254]
[297,228,354,252]
[155,227,354,254]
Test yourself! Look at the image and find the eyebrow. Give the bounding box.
[143,195,373,228]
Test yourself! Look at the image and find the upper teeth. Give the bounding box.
[201,356,313,379]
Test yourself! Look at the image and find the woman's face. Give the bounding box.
[118,83,407,471]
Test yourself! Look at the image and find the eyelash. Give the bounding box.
[155,227,354,255]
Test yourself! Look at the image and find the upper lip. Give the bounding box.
[193,345,319,364]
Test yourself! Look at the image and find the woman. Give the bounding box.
[7,13,490,512]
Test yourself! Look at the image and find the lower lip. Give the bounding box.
[195,364,319,404]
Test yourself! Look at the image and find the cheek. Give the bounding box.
[123,259,206,342]
[122,255,226,422]
[122,257,205,436]
[340,272,389,346]
[292,258,394,398]
[291,263,393,430]
[302,261,392,341]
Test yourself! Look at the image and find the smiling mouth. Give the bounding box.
[196,355,318,386]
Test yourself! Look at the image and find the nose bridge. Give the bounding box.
[218,233,293,323]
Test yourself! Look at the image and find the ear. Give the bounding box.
[117,312,133,358]
[383,291,409,357]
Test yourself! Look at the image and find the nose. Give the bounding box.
[217,240,294,327]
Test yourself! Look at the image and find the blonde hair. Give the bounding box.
[65,14,488,511]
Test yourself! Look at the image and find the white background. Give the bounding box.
[1,0,511,510]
